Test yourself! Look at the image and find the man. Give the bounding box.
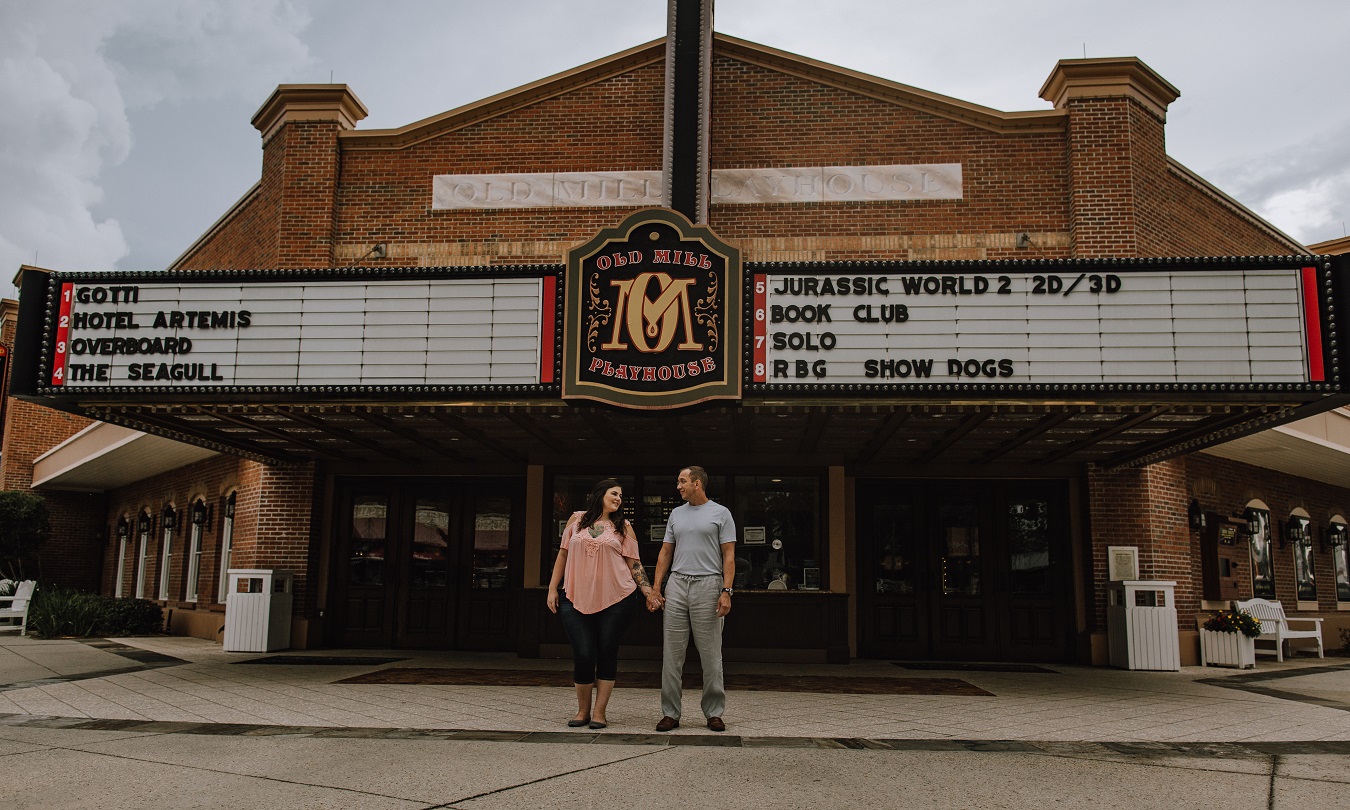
[649,465,736,732]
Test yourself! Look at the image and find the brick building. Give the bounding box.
[5,21,1349,665]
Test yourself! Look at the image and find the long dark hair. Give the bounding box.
[579,478,629,538]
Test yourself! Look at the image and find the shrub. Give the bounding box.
[26,585,164,638]
[25,586,104,638]
[99,595,165,635]
[0,491,50,580]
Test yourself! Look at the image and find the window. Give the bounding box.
[158,506,176,601]
[114,518,129,598]
[184,499,207,602]
[546,472,822,592]
[732,477,820,590]
[1331,520,1350,603]
[410,496,448,588]
[134,512,152,599]
[216,493,236,603]
[1007,494,1052,595]
[1289,514,1315,602]
[1246,506,1275,599]
[471,498,512,589]
[349,492,386,586]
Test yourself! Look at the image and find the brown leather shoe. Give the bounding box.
[655,716,680,732]
[706,716,726,732]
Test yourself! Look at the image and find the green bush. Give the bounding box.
[0,491,50,580]
[26,585,164,638]
[99,595,164,635]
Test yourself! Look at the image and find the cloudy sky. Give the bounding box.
[2,0,1348,298]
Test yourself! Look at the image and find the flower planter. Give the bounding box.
[1200,628,1256,668]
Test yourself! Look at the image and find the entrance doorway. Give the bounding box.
[857,480,1073,662]
[330,477,522,649]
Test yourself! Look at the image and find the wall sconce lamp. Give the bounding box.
[1323,523,1347,553]
[1188,499,1207,532]
[162,505,176,531]
[1242,509,1261,538]
[190,499,211,528]
[116,517,129,543]
[136,512,152,535]
[1282,516,1308,548]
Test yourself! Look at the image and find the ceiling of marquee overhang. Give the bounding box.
[66,398,1330,477]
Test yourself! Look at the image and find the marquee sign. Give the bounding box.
[562,209,742,409]
[34,269,558,393]
[751,262,1337,392]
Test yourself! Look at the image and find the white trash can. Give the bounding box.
[224,569,294,652]
[1107,580,1180,671]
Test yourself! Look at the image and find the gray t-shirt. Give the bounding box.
[663,500,737,576]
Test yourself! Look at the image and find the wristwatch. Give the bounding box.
[721,587,733,596]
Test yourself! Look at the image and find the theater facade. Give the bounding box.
[6,21,1350,666]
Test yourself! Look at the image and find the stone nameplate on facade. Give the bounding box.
[433,171,665,210]
[711,164,962,204]
[432,164,962,210]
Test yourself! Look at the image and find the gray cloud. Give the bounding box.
[0,1,314,295]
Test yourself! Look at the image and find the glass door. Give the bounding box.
[857,480,1072,662]
[331,478,521,649]
[930,487,996,660]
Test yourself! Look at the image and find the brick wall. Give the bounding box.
[3,42,1332,653]
[1087,459,1192,628]
[1186,452,1350,614]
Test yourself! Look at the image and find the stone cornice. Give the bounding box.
[1310,235,1350,255]
[252,85,369,143]
[1038,57,1180,120]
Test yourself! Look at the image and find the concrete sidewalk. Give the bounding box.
[1,634,1347,808]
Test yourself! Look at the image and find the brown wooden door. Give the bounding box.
[994,483,1073,662]
[857,489,929,658]
[334,485,400,647]
[331,478,521,650]
[928,485,997,660]
[857,480,1072,662]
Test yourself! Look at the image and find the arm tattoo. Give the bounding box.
[629,560,651,589]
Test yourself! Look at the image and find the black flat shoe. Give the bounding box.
[588,720,607,729]
[567,717,591,727]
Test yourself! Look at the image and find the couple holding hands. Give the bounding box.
[546,466,735,732]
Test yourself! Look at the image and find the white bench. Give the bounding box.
[1235,597,1323,662]
[0,580,36,636]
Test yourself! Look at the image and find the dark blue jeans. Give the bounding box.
[558,589,641,683]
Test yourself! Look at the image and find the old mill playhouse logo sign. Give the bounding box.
[563,209,742,409]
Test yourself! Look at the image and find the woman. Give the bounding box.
[547,478,655,729]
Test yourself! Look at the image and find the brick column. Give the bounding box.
[229,460,317,617]
[251,85,368,268]
[1039,58,1179,257]
[1087,459,1196,631]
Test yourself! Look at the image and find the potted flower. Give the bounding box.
[1200,608,1262,668]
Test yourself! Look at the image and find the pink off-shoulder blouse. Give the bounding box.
[560,511,642,614]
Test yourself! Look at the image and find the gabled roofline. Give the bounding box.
[168,181,262,271]
[1165,158,1309,255]
[339,33,1067,152]
[340,39,667,151]
[714,34,1066,134]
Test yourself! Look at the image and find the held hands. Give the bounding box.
[546,589,559,614]
[715,591,731,618]
[646,589,665,612]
